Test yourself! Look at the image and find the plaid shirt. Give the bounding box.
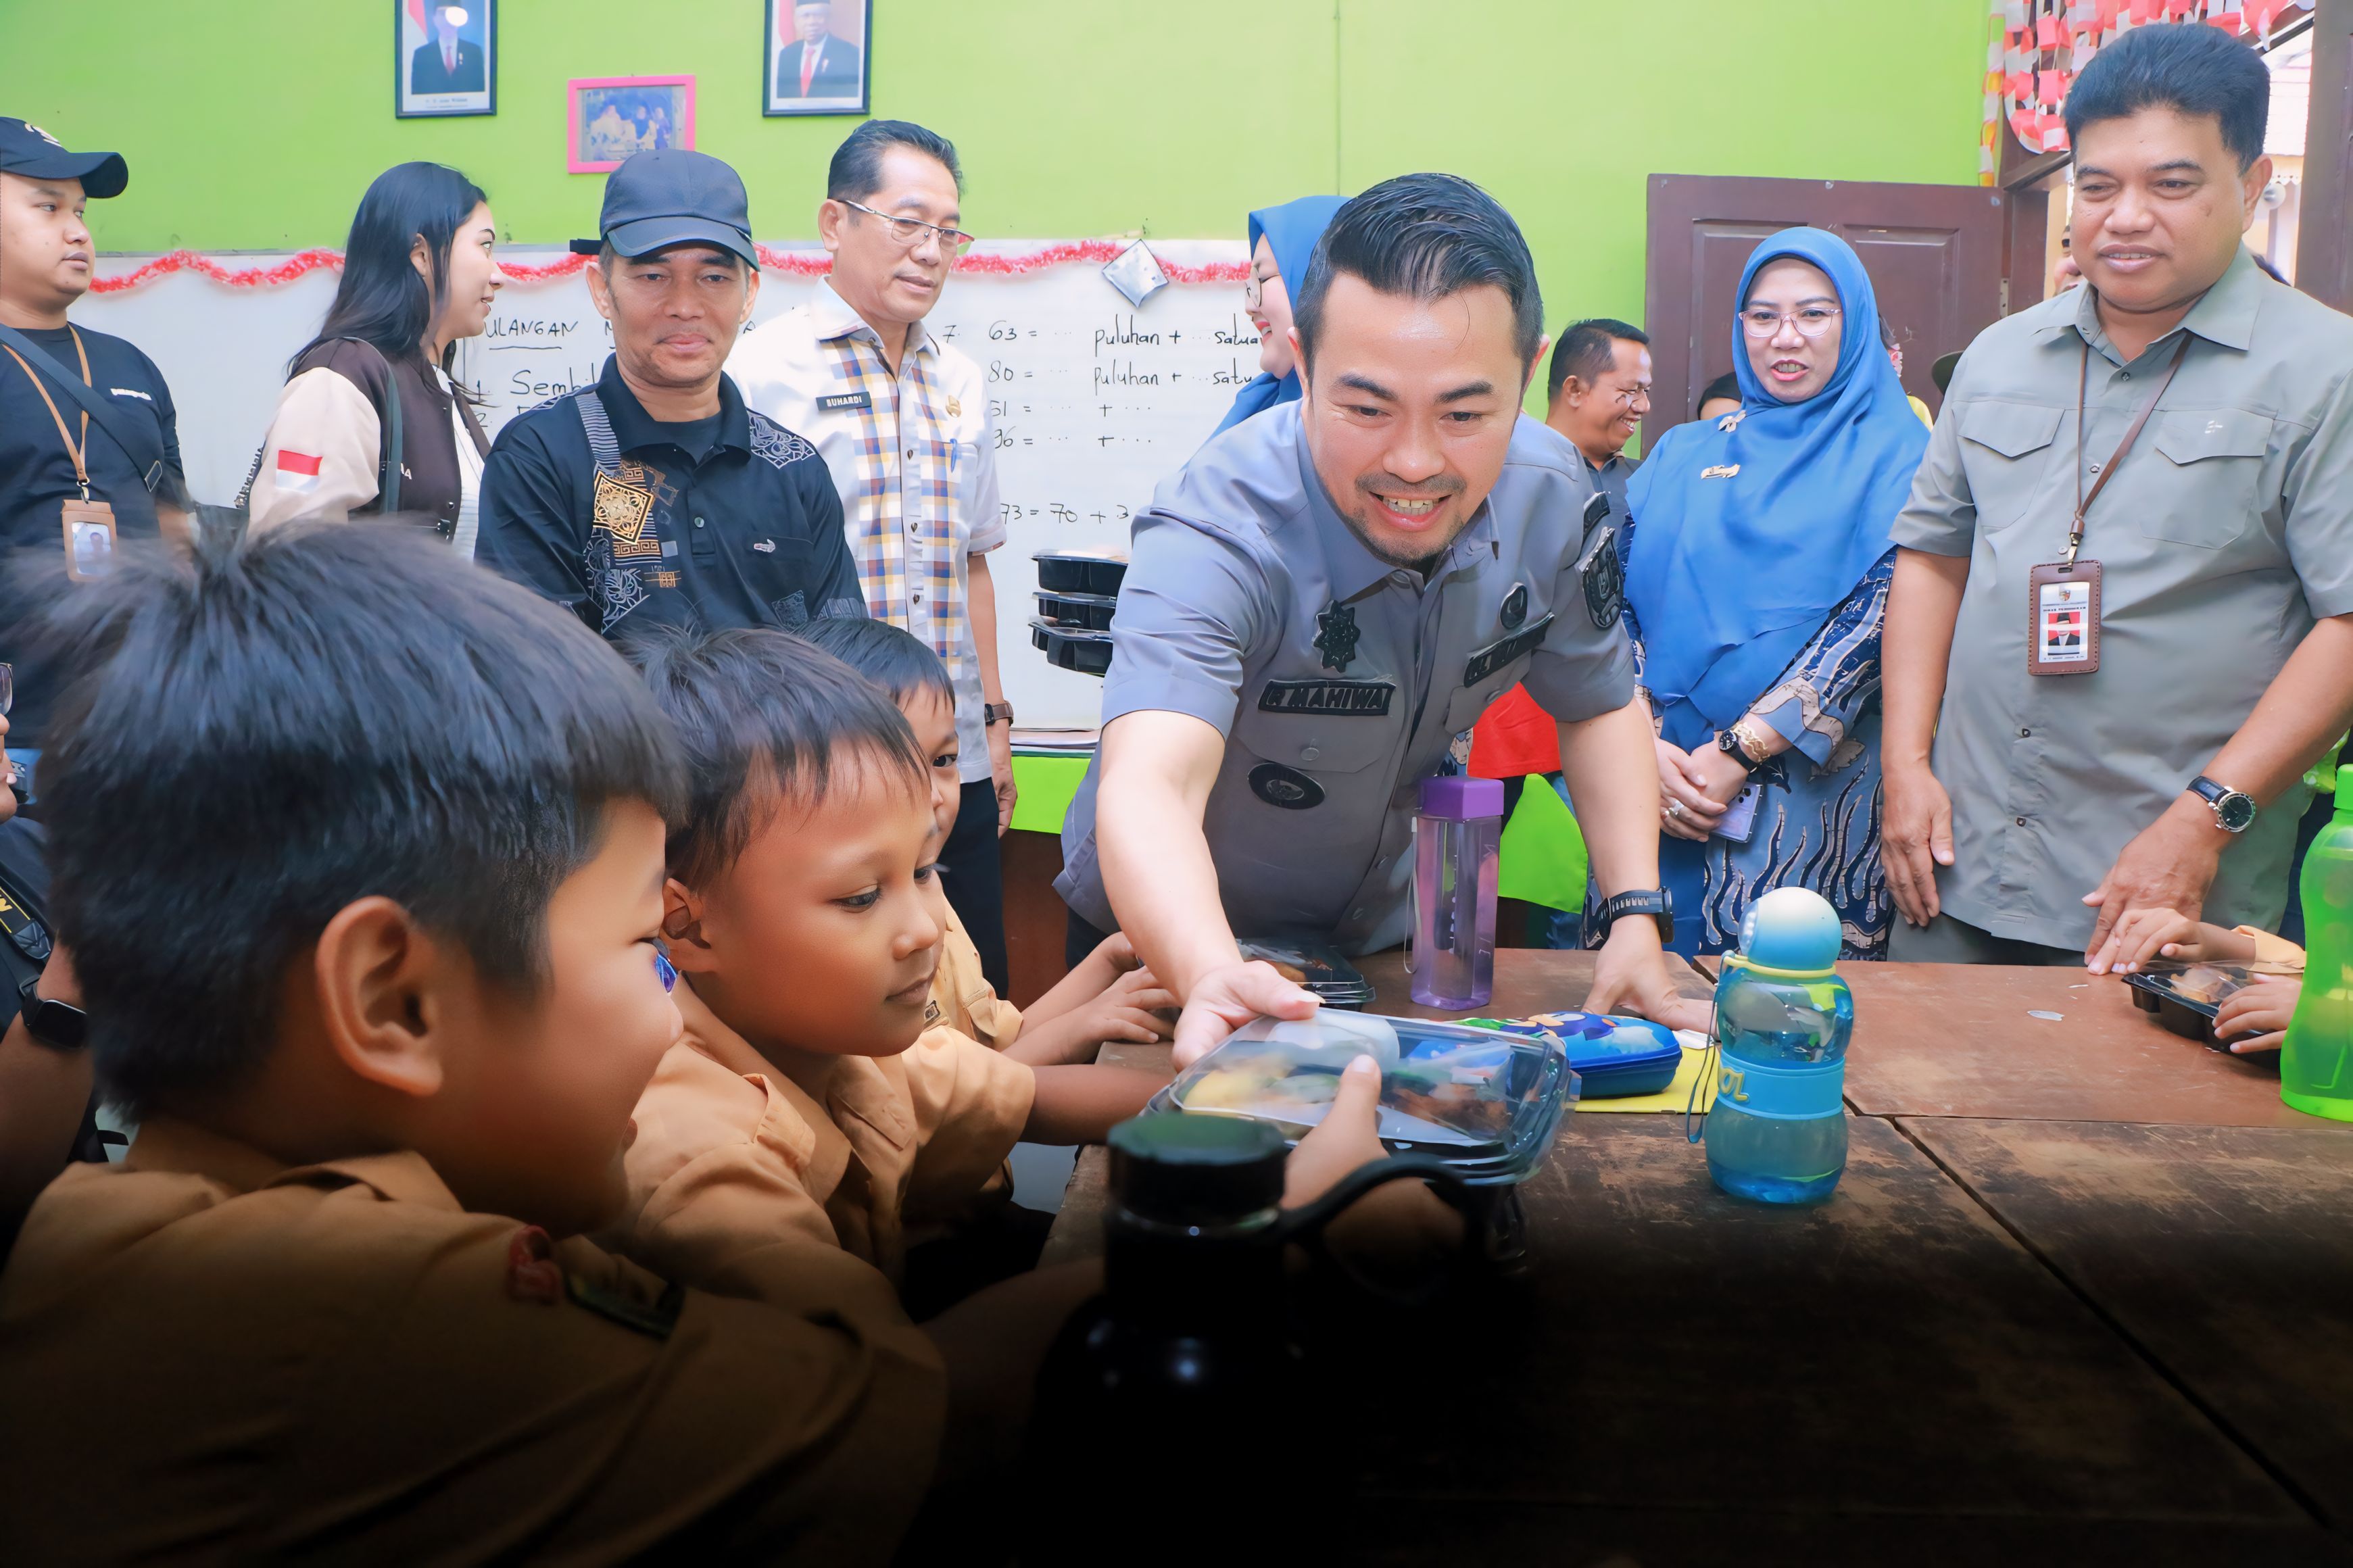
[729,285,1004,783]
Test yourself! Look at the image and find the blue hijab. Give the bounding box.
[1210,195,1347,437]
[1622,227,1929,751]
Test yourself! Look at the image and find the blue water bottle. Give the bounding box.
[1701,888,1853,1204]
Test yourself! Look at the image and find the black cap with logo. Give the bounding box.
[0,118,128,199]
[568,149,757,268]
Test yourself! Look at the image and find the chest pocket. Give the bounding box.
[1958,402,2064,534]
[1232,676,1400,777]
[2145,408,2270,549]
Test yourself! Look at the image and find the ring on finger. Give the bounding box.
[1665,799,1685,820]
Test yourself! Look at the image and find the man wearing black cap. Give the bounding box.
[0,116,183,800]
[477,149,862,643]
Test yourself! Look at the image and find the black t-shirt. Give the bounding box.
[0,324,183,746]
[661,413,725,465]
[0,818,53,1035]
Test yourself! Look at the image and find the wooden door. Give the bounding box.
[1644,174,2024,441]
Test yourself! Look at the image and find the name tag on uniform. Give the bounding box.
[817,391,872,413]
[1462,612,1555,687]
[1257,679,1395,716]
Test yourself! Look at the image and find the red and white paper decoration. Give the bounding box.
[1983,0,2307,180]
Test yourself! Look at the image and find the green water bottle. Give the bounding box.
[2282,793,2353,1119]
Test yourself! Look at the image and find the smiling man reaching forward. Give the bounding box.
[1057,174,1708,1063]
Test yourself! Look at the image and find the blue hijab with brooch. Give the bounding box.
[1621,226,1930,751]
[1210,195,1348,437]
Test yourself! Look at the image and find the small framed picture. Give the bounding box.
[568,76,696,174]
[764,0,872,116]
[395,0,496,118]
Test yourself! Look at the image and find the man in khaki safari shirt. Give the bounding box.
[1881,24,2353,967]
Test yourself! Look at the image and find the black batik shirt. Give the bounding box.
[476,356,864,645]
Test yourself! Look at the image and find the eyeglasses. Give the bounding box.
[652,947,677,994]
[0,664,11,716]
[840,200,975,255]
[1243,270,1276,310]
[1741,305,1842,340]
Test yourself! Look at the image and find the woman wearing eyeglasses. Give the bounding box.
[1209,195,1347,441]
[727,120,1023,1002]
[1597,228,1930,959]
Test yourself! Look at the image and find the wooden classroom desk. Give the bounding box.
[1040,952,2353,1563]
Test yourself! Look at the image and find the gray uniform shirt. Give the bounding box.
[1889,248,2353,947]
[1057,402,1636,954]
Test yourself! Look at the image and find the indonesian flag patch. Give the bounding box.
[275,450,323,493]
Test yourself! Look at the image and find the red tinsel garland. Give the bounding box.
[90,241,1244,294]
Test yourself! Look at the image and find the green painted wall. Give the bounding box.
[6,0,1985,367]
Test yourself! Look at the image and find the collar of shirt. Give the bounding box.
[810,279,934,364]
[125,1112,464,1211]
[2043,244,2262,362]
[1291,423,1499,604]
[593,353,753,456]
[675,975,919,1158]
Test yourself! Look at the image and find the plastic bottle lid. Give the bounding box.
[1419,775,1505,822]
[1734,887,1844,975]
[1109,1113,1288,1225]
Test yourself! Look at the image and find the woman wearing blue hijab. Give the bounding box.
[1600,228,1930,958]
[1209,195,1347,437]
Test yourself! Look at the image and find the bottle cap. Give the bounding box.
[1735,887,1843,975]
[1418,775,1505,822]
[1109,1112,1287,1226]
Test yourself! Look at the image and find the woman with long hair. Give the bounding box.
[245,162,503,554]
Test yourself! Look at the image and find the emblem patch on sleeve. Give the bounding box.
[1257,679,1394,716]
[1577,525,1623,631]
[1248,762,1326,810]
[1462,613,1557,687]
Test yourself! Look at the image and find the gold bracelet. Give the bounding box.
[1730,720,1770,765]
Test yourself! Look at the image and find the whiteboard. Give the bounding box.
[70,241,1257,728]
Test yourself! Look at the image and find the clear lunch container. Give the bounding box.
[1148,1012,1580,1185]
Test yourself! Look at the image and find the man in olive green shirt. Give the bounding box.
[1882,24,2353,967]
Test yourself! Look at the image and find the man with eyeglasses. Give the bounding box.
[731,120,1019,996]
[1541,318,1651,515]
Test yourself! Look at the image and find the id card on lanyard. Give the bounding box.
[2027,335,2189,677]
[3,328,118,582]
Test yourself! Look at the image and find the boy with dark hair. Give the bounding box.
[614,627,1168,1312]
[0,525,944,1563]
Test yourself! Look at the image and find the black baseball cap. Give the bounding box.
[568,149,757,267]
[0,118,128,199]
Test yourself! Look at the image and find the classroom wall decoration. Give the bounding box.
[568,76,696,173]
[1980,0,2310,175]
[764,0,873,116]
[395,0,496,118]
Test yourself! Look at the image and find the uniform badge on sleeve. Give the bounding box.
[1249,762,1326,810]
[1313,602,1361,673]
[1577,525,1623,631]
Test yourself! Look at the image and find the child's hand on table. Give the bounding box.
[2213,975,2298,1055]
[2085,904,2257,975]
[1011,966,1178,1065]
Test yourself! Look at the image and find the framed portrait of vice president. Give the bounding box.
[396,0,496,118]
[764,0,871,116]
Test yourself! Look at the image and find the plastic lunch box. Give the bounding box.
[1029,618,1114,676]
[1034,589,1118,631]
[1033,548,1129,597]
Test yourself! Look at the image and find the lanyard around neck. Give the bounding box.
[2067,333,2190,567]
[3,326,93,497]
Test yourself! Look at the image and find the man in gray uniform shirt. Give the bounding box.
[1059,175,1705,1064]
[1882,25,2353,974]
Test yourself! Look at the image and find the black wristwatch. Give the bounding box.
[1717,726,1764,777]
[2189,775,2257,834]
[1599,888,1674,944]
[17,977,89,1051]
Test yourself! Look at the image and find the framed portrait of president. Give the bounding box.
[395,0,497,118]
[764,0,871,116]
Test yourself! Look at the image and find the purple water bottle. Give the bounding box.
[1410,775,1502,1010]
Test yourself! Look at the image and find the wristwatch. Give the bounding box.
[16,977,89,1051]
[2189,775,2258,834]
[983,701,1015,727]
[1599,888,1674,944]
[1718,723,1766,776]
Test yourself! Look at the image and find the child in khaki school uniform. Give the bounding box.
[610,627,1171,1310]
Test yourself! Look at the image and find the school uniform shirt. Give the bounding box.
[0,1114,943,1566]
[728,285,1005,785]
[247,340,488,543]
[925,875,1022,1050]
[475,356,865,645]
[614,980,1034,1290]
[0,323,181,747]
[1056,402,1636,954]
[1891,248,2353,947]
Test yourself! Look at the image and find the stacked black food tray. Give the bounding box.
[1031,548,1126,677]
